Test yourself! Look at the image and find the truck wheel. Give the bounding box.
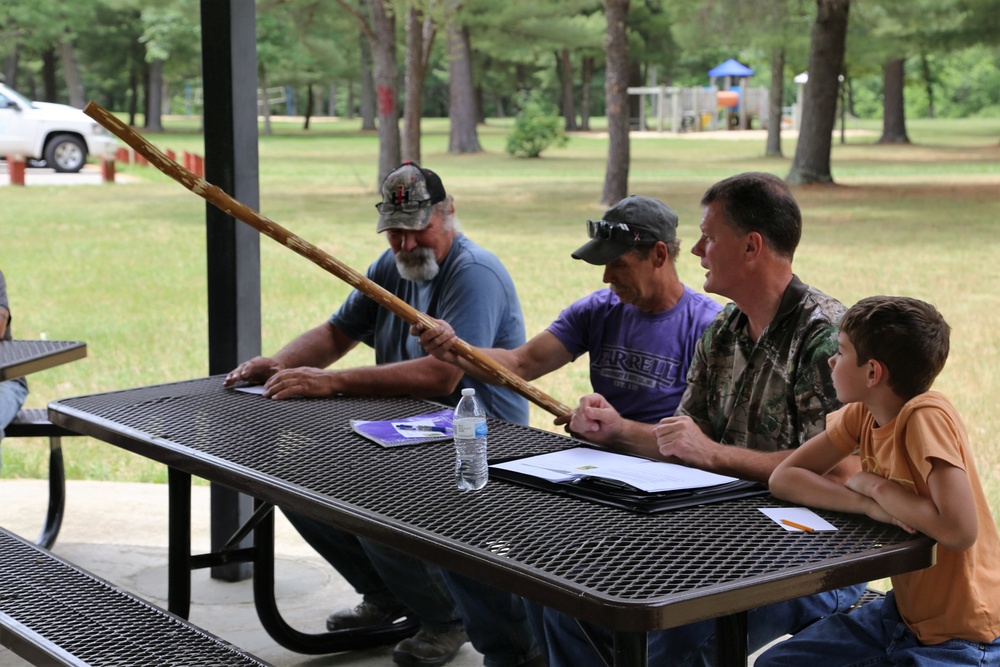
[44,134,87,173]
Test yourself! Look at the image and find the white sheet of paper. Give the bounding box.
[759,507,838,532]
[391,419,446,438]
[490,447,739,492]
[234,385,265,395]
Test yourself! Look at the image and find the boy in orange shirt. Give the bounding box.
[759,296,1000,665]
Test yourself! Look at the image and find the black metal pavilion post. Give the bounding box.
[200,0,261,581]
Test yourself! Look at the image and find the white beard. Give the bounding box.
[395,247,440,281]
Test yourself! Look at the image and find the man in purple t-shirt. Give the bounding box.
[416,195,720,443]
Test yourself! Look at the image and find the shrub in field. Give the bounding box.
[506,92,568,158]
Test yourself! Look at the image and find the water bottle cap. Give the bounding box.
[461,388,475,396]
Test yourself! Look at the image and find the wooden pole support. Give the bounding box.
[82,101,572,419]
[9,155,26,186]
[101,157,116,183]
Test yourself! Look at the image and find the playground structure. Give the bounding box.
[627,58,775,134]
[626,84,770,133]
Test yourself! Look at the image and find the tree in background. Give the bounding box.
[845,0,952,145]
[403,1,437,162]
[673,0,812,158]
[335,0,401,183]
[74,4,144,117]
[3,0,999,179]
[139,3,201,132]
[457,0,602,130]
[446,0,481,153]
[787,0,850,185]
[0,2,97,106]
[602,0,630,206]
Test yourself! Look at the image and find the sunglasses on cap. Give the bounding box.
[586,219,659,245]
[375,199,434,215]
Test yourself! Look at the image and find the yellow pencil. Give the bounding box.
[781,519,815,533]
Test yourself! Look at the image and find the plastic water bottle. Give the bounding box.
[453,387,488,491]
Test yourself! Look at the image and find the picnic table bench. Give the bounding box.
[0,525,274,667]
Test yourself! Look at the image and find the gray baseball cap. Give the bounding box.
[571,195,678,265]
[376,162,448,233]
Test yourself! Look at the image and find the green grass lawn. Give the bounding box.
[4,115,999,537]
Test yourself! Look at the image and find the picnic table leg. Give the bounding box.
[250,498,420,653]
[37,435,66,549]
[612,630,647,666]
[716,611,749,666]
[167,467,192,618]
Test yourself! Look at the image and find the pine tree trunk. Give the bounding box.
[146,58,164,131]
[601,0,630,206]
[787,0,850,185]
[59,40,86,108]
[920,53,935,119]
[42,48,58,102]
[261,71,273,136]
[447,18,481,153]
[4,46,19,90]
[474,84,485,124]
[127,63,138,126]
[580,56,593,131]
[403,4,426,163]
[878,58,910,144]
[304,84,314,130]
[359,26,377,131]
[627,60,642,130]
[766,48,784,157]
[560,49,577,131]
[368,0,401,182]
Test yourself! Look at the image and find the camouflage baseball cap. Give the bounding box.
[572,195,678,265]
[376,162,448,233]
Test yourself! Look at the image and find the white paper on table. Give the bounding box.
[759,507,838,532]
[390,419,448,438]
[234,385,265,395]
[490,447,739,492]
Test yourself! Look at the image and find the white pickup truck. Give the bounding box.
[0,83,117,173]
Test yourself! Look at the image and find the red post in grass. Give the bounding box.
[101,157,116,183]
[182,151,193,171]
[117,147,131,164]
[193,154,204,177]
[8,155,26,186]
[165,149,176,162]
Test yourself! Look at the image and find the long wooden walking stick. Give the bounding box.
[84,101,573,419]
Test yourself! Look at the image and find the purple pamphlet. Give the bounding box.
[350,408,455,448]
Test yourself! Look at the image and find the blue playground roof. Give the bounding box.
[708,59,754,78]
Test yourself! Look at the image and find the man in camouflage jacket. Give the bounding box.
[547,172,864,667]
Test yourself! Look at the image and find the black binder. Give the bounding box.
[488,454,767,514]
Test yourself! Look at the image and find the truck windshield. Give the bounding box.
[0,86,36,109]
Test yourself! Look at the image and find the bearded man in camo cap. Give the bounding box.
[225,163,543,667]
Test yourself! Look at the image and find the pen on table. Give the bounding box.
[397,424,450,433]
[781,519,815,533]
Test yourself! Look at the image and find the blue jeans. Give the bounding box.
[537,583,866,667]
[0,380,29,466]
[757,590,1000,666]
[283,509,463,633]
[442,570,543,667]
[284,510,542,666]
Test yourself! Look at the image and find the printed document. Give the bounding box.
[490,447,739,493]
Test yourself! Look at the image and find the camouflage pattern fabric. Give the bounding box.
[676,276,844,452]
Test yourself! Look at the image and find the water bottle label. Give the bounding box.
[454,418,487,438]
